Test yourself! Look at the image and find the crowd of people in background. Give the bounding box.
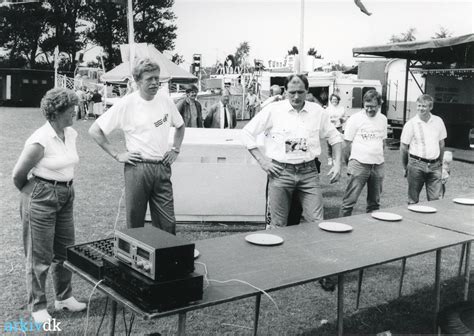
[74,86,104,120]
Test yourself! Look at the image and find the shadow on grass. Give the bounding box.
[301,276,471,335]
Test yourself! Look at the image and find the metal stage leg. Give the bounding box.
[178,313,187,336]
[108,300,118,336]
[399,257,407,297]
[254,293,261,336]
[459,243,466,277]
[356,269,363,310]
[337,274,345,336]
[434,249,442,333]
[463,242,471,301]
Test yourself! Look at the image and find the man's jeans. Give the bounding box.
[341,159,384,217]
[268,160,323,227]
[20,179,75,312]
[406,157,442,204]
[124,162,176,233]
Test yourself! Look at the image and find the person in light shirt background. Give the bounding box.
[325,93,347,166]
[12,88,87,325]
[341,89,387,217]
[400,94,447,204]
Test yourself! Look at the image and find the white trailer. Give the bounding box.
[257,71,382,117]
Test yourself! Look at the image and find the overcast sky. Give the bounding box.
[173,0,473,67]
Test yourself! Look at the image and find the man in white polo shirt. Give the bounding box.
[242,74,342,227]
[400,94,447,204]
[89,58,185,233]
[341,89,387,217]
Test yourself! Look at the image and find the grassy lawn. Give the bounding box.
[1,107,473,335]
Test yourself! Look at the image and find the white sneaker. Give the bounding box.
[54,297,86,312]
[328,158,333,166]
[32,309,52,324]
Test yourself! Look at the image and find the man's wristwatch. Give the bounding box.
[171,146,180,153]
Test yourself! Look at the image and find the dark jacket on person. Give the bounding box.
[204,103,237,129]
[176,98,203,128]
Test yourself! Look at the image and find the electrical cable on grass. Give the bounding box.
[114,187,125,233]
[127,313,135,336]
[106,187,125,238]
[122,307,128,334]
[84,279,104,336]
[95,297,109,336]
[195,261,279,312]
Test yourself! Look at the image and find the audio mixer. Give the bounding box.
[66,238,114,279]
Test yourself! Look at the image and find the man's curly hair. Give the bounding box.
[40,88,79,121]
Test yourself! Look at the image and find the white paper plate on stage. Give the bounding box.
[371,212,403,221]
[453,198,474,205]
[407,205,437,213]
[318,222,353,233]
[245,233,284,246]
[194,249,200,259]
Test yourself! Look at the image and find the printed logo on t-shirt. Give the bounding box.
[358,127,385,141]
[154,114,168,128]
[285,137,308,159]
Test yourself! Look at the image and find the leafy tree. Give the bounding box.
[0,1,88,70]
[288,46,299,55]
[133,0,177,51]
[389,28,416,43]
[307,47,322,58]
[432,26,452,39]
[41,0,87,71]
[81,2,127,69]
[233,41,250,67]
[171,53,184,65]
[0,3,48,67]
[82,0,177,69]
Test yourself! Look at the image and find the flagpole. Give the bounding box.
[127,0,135,76]
[298,0,305,73]
[54,46,59,88]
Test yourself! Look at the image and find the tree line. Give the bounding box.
[0,0,178,71]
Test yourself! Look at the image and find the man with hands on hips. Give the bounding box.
[89,58,185,233]
[242,74,342,228]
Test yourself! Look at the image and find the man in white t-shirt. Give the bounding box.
[341,89,387,216]
[400,94,447,204]
[89,58,185,233]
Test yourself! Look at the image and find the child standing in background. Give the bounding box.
[441,151,453,198]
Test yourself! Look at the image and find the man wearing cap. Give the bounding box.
[242,74,342,227]
[88,58,185,233]
[400,94,447,204]
[176,85,203,128]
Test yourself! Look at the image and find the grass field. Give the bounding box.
[0,107,473,335]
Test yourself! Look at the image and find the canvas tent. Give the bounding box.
[352,34,474,65]
[101,44,197,84]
